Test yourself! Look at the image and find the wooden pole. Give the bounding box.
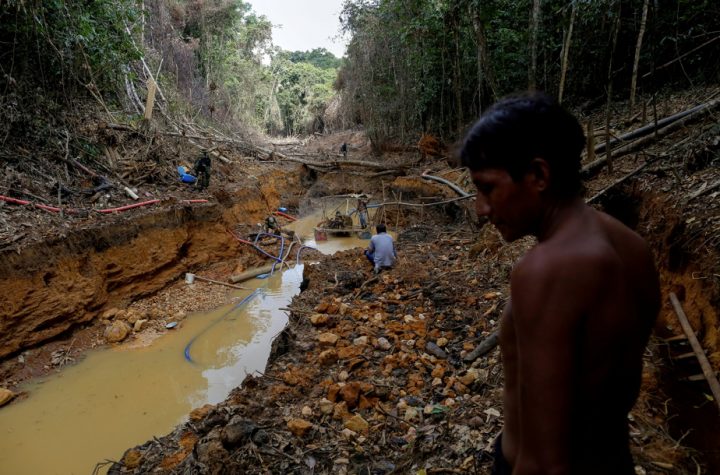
[395,192,402,229]
[144,79,157,120]
[193,275,248,290]
[669,292,720,413]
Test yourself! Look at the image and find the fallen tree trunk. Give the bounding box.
[582,98,720,178]
[421,172,472,197]
[591,97,720,157]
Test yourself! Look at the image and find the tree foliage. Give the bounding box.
[338,0,720,146]
[0,0,141,93]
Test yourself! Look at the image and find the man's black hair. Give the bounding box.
[461,92,586,198]
[376,223,386,233]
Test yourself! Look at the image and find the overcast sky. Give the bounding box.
[248,0,349,58]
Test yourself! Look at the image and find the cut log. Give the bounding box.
[669,292,720,414]
[421,172,472,197]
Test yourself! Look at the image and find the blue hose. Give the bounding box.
[183,287,264,363]
[184,233,287,363]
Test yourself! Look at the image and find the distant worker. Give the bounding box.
[340,142,348,158]
[364,224,396,274]
[357,195,369,229]
[192,150,211,190]
[329,210,345,229]
[264,214,280,234]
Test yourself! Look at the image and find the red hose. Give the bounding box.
[274,210,297,221]
[0,195,31,206]
[226,229,254,245]
[96,199,161,213]
[1,194,208,216]
[36,204,63,213]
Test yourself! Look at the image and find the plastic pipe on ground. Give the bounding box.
[1,194,74,214]
[96,199,160,213]
[229,264,276,283]
[274,210,297,221]
[183,288,263,363]
[0,195,31,205]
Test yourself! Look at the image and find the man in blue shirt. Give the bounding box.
[364,224,397,274]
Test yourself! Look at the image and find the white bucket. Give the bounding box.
[185,273,195,284]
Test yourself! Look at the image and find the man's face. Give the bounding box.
[470,168,542,241]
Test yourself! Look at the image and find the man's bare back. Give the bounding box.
[500,201,659,474]
[460,93,660,474]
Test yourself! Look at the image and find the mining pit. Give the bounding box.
[0,122,719,474]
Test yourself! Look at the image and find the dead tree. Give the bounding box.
[558,1,577,104]
[528,0,542,91]
[629,0,650,112]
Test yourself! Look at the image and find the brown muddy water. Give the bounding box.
[0,213,374,475]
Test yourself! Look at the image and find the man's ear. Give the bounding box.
[526,158,550,192]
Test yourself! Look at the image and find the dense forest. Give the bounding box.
[1,0,719,151]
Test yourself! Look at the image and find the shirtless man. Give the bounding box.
[460,93,660,475]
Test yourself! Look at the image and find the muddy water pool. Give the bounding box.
[0,214,372,475]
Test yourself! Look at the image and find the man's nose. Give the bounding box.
[475,195,490,217]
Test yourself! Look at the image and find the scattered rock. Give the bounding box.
[318,349,338,365]
[133,319,147,332]
[318,398,334,415]
[353,335,368,346]
[189,404,213,422]
[375,337,392,350]
[104,321,130,343]
[222,417,257,447]
[343,414,369,434]
[339,382,361,409]
[0,388,16,407]
[195,429,227,465]
[317,332,339,346]
[125,310,141,325]
[287,418,313,437]
[340,428,357,439]
[425,341,447,359]
[102,308,121,320]
[310,313,330,326]
[121,449,143,470]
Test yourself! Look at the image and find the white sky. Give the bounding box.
[248,0,349,58]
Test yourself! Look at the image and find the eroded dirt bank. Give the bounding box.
[0,168,298,360]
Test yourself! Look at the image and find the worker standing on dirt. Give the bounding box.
[192,150,211,190]
[461,92,660,475]
[357,195,369,229]
[340,142,348,158]
[364,223,396,274]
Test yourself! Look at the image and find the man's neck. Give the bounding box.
[535,197,585,243]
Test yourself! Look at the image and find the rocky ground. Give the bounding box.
[107,223,699,474]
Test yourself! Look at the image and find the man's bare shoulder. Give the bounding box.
[513,237,617,285]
